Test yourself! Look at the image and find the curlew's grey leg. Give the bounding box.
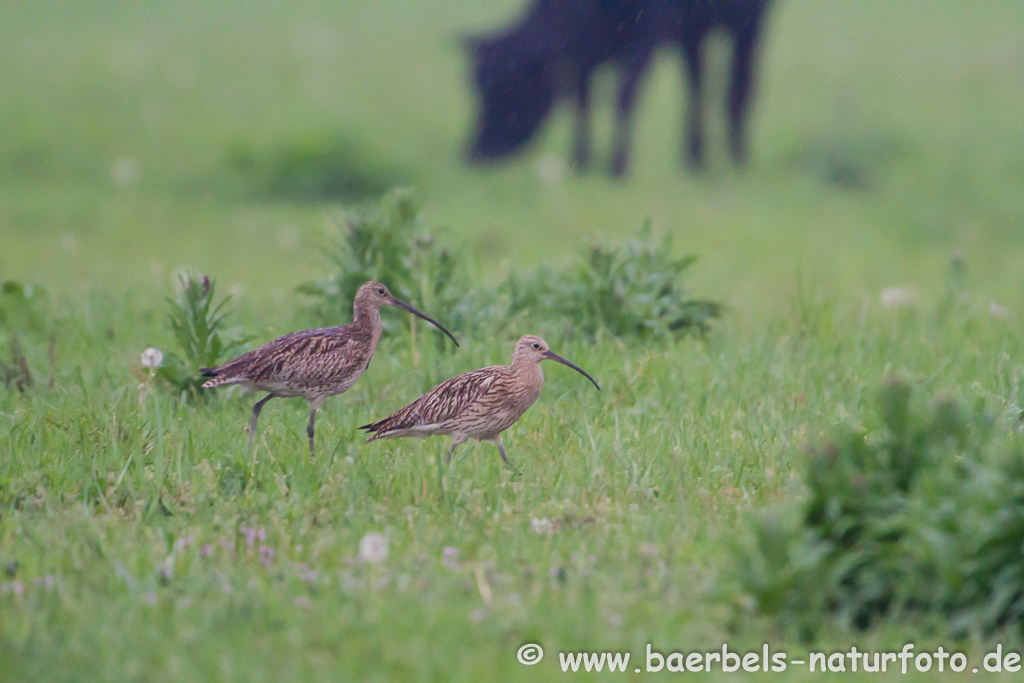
[307,408,317,457]
[446,435,467,464]
[490,435,521,475]
[249,394,274,448]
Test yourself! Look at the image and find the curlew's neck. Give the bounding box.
[352,301,383,342]
[510,354,544,393]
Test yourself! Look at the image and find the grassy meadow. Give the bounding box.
[2,0,1024,680]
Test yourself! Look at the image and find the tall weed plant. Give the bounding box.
[157,273,249,397]
[298,189,468,333]
[505,219,721,338]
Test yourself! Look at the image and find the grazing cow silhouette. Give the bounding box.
[464,0,772,176]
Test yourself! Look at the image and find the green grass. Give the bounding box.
[2,0,1024,680]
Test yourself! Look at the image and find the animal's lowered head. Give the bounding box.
[463,32,556,162]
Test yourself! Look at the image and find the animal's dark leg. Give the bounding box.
[572,69,593,171]
[307,408,316,457]
[727,27,759,165]
[682,36,705,170]
[249,394,274,448]
[610,49,654,178]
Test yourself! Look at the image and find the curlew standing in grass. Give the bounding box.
[360,335,599,471]
[200,281,458,455]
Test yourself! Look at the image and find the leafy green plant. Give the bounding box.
[734,378,1024,639]
[156,273,249,397]
[505,220,721,338]
[298,189,468,333]
[0,280,50,334]
[300,198,720,341]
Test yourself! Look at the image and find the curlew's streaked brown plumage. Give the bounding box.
[360,335,599,471]
[200,281,458,456]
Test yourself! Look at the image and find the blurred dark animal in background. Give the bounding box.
[464,0,772,176]
[464,0,665,175]
[673,0,773,168]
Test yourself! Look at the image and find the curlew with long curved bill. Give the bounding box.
[200,281,458,456]
[360,335,599,471]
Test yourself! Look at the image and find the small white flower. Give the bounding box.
[441,546,460,571]
[989,301,1009,319]
[358,532,389,563]
[111,157,141,188]
[277,224,301,251]
[880,287,916,309]
[535,153,565,185]
[639,542,660,559]
[531,517,552,535]
[140,347,164,369]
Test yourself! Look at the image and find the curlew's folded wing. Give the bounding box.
[201,327,365,388]
[360,366,506,437]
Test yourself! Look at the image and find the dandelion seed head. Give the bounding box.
[535,152,565,185]
[531,517,552,535]
[880,287,917,309]
[112,157,141,188]
[140,347,163,369]
[989,301,1009,319]
[358,532,389,563]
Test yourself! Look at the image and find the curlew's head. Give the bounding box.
[512,335,600,390]
[354,281,396,310]
[354,281,459,347]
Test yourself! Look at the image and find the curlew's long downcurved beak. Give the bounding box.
[544,351,600,391]
[388,296,460,347]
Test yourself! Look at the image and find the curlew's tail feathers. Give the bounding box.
[359,416,439,443]
[358,420,386,442]
[359,416,419,442]
[359,399,421,435]
[199,365,237,389]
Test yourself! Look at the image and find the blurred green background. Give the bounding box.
[3,0,1022,317]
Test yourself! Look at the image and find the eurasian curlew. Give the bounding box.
[360,335,599,471]
[200,281,458,455]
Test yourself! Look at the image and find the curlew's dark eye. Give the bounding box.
[377,288,385,295]
[532,343,540,349]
